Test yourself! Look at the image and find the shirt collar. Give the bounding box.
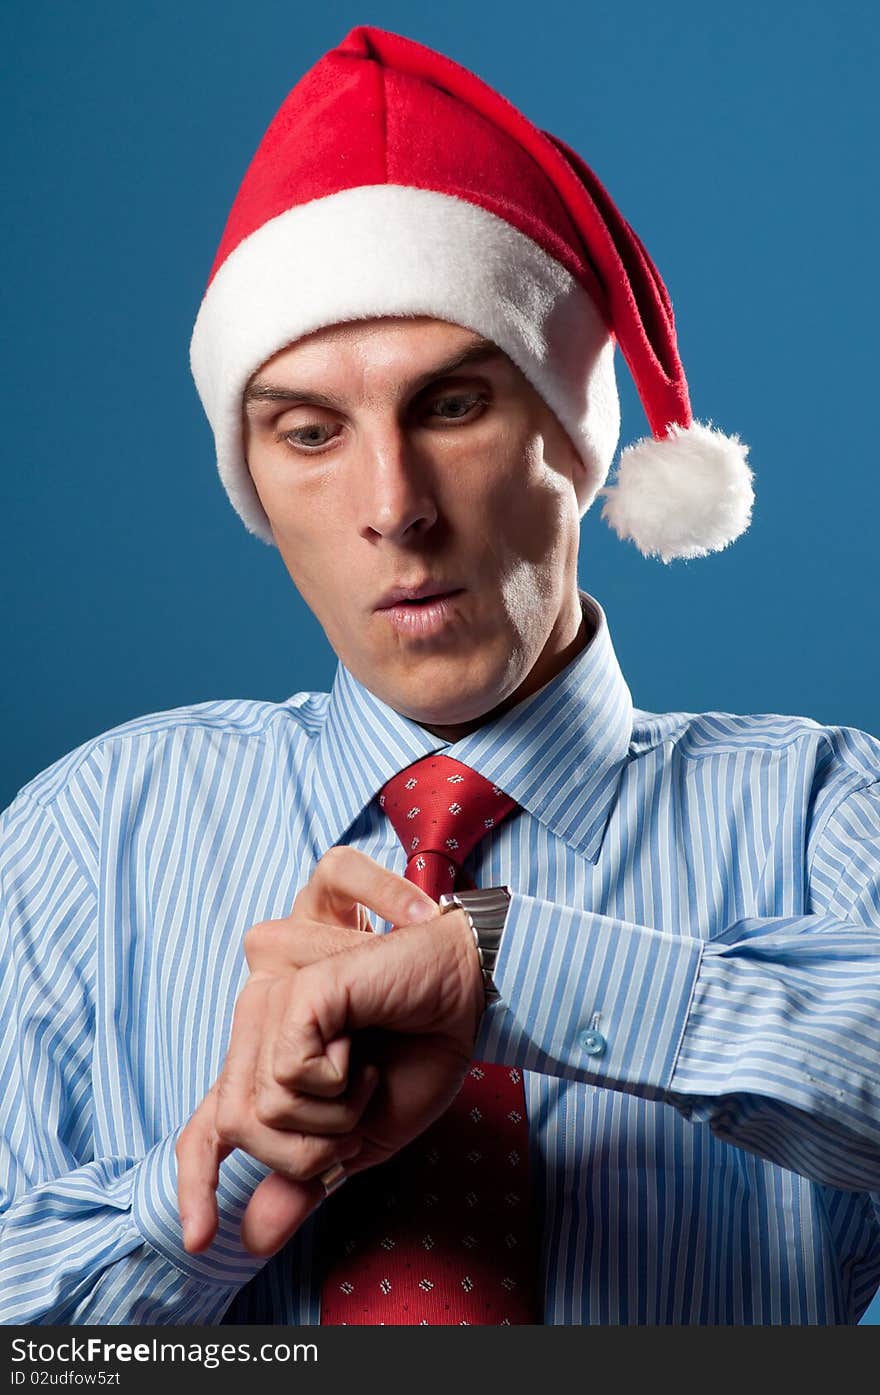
[307,590,634,863]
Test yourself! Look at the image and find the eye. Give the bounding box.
[277,422,341,453]
[425,391,486,423]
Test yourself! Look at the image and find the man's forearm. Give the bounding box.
[478,889,880,1192]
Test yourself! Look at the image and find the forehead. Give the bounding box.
[248,317,505,392]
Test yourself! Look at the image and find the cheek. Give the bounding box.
[250,458,355,621]
[277,518,350,614]
[253,453,346,552]
[475,441,577,572]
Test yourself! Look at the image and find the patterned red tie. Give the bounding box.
[318,754,539,1324]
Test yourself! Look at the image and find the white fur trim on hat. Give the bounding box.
[598,420,754,563]
[190,184,619,543]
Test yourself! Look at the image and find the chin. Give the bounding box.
[398,695,490,728]
[388,664,520,730]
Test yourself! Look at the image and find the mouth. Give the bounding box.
[374,584,466,638]
[374,582,464,610]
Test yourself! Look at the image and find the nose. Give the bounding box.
[356,424,438,544]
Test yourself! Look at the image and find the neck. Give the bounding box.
[420,592,593,743]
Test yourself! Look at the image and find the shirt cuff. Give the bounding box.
[474,890,704,1094]
[131,1127,272,1286]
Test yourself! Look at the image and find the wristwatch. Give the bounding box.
[438,886,511,1003]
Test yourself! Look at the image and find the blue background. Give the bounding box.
[2,0,878,1322]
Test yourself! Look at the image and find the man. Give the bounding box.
[2,24,879,1326]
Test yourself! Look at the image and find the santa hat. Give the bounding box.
[190,25,754,562]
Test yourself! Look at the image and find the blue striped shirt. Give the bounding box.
[2,591,880,1325]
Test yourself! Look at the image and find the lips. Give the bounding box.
[373,582,466,640]
[374,581,462,610]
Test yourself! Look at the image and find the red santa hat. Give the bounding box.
[190,24,754,562]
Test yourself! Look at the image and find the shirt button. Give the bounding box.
[579,1028,606,1057]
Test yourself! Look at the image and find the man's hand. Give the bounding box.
[176,848,484,1260]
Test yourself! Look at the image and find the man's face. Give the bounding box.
[243,317,584,734]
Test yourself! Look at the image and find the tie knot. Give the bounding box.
[380,754,517,895]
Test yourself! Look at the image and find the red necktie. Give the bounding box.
[318,754,539,1324]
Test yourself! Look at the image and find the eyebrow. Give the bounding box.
[243,337,505,412]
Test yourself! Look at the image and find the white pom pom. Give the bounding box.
[598,420,754,563]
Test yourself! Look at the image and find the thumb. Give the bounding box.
[293,846,436,930]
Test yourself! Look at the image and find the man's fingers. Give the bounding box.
[254,975,352,1107]
[244,918,367,973]
[244,846,442,978]
[177,978,272,1251]
[176,1086,230,1253]
[179,1103,362,1255]
[215,1120,364,1181]
[210,986,358,1164]
[272,1016,353,1097]
[255,1061,380,1132]
[292,845,437,930]
[239,1136,387,1257]
[239,1171,326,1257]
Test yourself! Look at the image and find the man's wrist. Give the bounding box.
[435,907,485,1007]
[438,887,511,1004]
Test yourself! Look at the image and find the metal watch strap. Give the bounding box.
[438,886,511,1003]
